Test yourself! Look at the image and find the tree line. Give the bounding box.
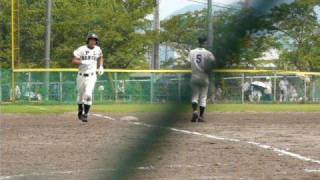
[0,0,155,69]
[0,0,319,71]
[162,0,320,71]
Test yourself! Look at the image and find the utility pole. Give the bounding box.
[44,0,51,101]
[151,0,160,69]
[208,0,213,50]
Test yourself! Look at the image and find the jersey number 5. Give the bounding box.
[196,54,202,64]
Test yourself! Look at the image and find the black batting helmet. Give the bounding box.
[86,33,99,44]
[198,36,208,46]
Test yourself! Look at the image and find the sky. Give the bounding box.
[158,0,320,20]
[159,0,240,20]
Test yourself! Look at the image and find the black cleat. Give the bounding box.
[191,112,198,122]
[78,114,88,122]
[78,113,83,121]
[198,116,205,122]
[82,114,88,122]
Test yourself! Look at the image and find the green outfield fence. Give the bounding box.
[1,69,320,104]
[6,1,320,105]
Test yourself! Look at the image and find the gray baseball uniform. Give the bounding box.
[189,48,215,107]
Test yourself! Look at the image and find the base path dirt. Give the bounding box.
[1,112,320,180]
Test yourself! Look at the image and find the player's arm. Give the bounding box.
[72,56,81,65]
[209,53,216,68]
[204,53,216,74]
[98,56,104,67]
[209,53,216,63]
[97,49,104,75]
[72,47,82,65]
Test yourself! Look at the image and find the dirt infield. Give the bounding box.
[1,112,320,180]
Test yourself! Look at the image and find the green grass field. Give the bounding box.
[1,104,320,114]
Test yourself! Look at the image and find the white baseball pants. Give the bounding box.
[76,72,96,105]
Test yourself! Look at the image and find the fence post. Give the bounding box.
[304,78,307,102]
[28,72,31,102]
[273,73,277,102]
[178,74,181,103]
[315,76,318,102]
[241,73,244,104]
[114,72,118,103]
[312,76,315,102]
[59,72,63,102]
[0,70,2,102]
[11,71,16,102]
[150,73,154,104]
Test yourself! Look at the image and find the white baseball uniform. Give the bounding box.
[279,79,289,102]
[73,45,103,105]
[189,48,215,107]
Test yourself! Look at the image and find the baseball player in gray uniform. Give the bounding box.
[189,37,215,122]
[72,33,104,122]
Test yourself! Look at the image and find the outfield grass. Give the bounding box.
[0,104,320,114]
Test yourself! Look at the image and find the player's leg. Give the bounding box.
[283,89,288,102]
[83,75,97,121]
[198,84,209,122]
[191,81,200,122]
[76,75,86,121]
[78,104,84,119]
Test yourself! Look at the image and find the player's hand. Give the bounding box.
[97,65,104,76]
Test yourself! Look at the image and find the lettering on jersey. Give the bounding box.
[80,55,97,61]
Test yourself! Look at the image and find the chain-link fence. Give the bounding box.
[1,69,320,104]
[0,70,192,104]
[215,73,315,103]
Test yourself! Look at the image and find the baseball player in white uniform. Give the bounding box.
[279,76,289,102]
[188,37,215,122]
[72,33,104,122]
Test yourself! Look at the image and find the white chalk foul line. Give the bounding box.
[93,113,320,166]
[0,168,117,180]
[0,164,207,180]
[305,169,320,173]
[0,170,75,180]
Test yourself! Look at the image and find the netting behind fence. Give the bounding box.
[1,69,320,104]
[1,70,193,104]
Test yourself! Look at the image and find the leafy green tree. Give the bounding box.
[5,0,155,69]
[266,0,320,71]
[161,0,320,71]
[212,9,271,68]
[0,0,11,69]
[161,8,271,68]
[161,10,207,68]
[238,35,279,68]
